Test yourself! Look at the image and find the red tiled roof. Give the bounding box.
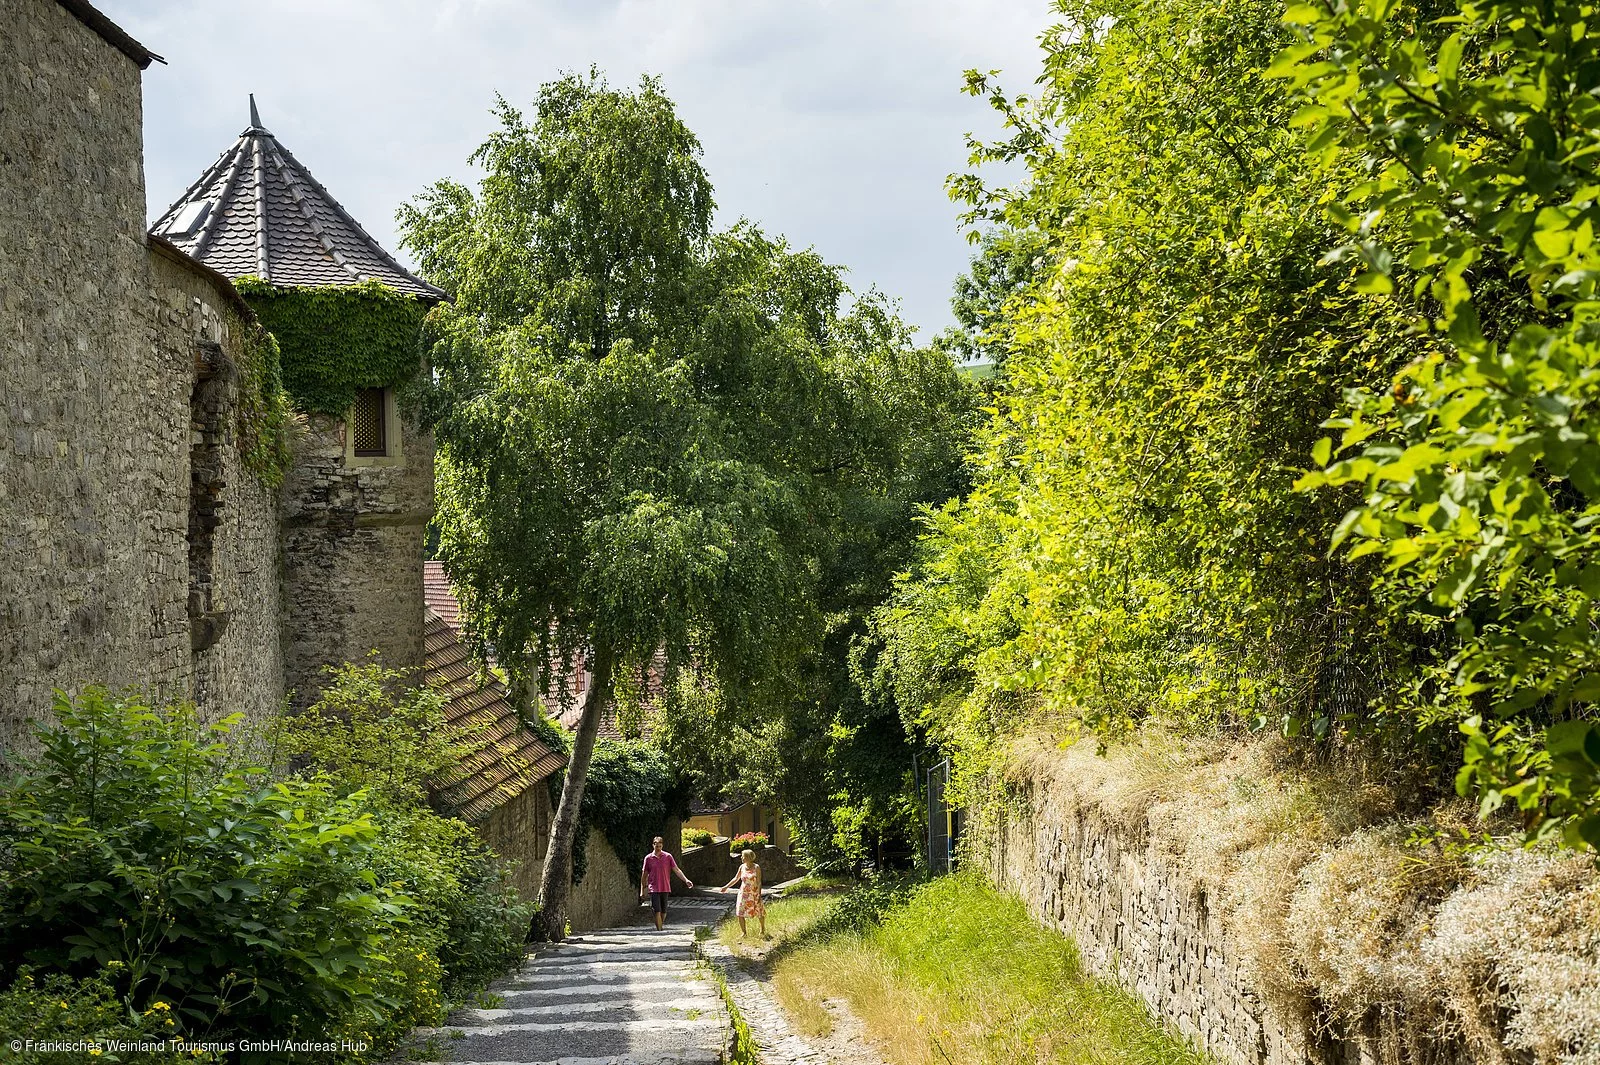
[426,609,566,823]
[423,561,461,630]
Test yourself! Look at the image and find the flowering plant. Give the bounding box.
[728,831,769,856]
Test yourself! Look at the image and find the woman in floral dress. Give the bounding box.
[720,848,767,938]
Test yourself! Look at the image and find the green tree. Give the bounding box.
[1280,0,1600,848]
[873,0,1440,796]
[933,227,1050,374]
[399,70,970,934]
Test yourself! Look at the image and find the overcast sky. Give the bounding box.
[100,0,1053,342]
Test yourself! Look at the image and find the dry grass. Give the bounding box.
[765,875,1208,1065]
[998,731,1600,1065]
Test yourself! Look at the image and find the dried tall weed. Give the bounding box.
[996,732,1600,1065]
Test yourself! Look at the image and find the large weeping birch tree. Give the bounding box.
[399,70,962,937]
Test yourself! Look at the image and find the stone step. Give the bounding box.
[449,992,722,1024]
[492,979,704,1002]
[530,944,693,962]
[413,1014,726,1063]
[496,968,701,988]
[498,962,699,985]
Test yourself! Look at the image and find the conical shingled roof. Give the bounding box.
[150,98,444,300]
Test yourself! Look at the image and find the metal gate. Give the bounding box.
[926,758,953,875]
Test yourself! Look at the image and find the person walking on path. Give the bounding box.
[640,835,694,931]
[720,848,767,939]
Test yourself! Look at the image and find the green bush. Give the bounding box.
[682,828,715,849]
[0,676,536,1061]
[572,738,680,880]
[0,967,219,1063]
[0,690,428,1045]
[808,874,919,940]
[281,663,534,1001]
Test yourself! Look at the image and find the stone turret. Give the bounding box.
[151,99,440,705]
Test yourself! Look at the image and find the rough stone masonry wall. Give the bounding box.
[0,0,192,747]
[147,249,285,728]
[976,767,1478,1065]
[280,411,431,706]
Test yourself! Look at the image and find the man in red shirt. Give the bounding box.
[639,835,694,930]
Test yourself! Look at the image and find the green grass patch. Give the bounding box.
[716,892,836,954]
[778,872,859,896]
[767,872,1209,1065]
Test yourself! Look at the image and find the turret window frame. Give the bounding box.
[343,387,404,467]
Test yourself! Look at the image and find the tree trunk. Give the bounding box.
[534,643,615,941]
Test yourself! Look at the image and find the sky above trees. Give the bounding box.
[105,0,1048,341]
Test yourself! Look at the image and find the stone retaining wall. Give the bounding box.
[675,844,804,893]
[975,768,1475,1065]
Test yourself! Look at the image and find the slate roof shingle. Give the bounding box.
[426,608,566,824]
[149,99,445,300]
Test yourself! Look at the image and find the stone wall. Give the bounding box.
[675,844,804,894]
[476,784,551,902]
[147,247,285,728]
[975,763,1474,1065]
[0,0,189,746]
[568,829,647,933]
[280,410,432,705]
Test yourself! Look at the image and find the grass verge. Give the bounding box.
[761,873,1209,1065]
[695,927,757,1065]
[716,891,837,954]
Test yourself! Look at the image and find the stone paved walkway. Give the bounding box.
[403,897,737,1065]
[696,938,829,1065]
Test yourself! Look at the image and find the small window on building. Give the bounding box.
[350,388,387,456]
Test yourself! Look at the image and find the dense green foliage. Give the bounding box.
[399,69,971,929]
[0,967,218,1063]
[1280,0,1600,846]
[572,738,680,879]
[0,691,431,1053]
[875,0,1420,775]
[236,278,429,416]
[280,663,533,996]
[873,0,1600,850]
[0,678,531,1061]
[234,318,294,488]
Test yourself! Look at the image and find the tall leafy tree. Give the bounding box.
[400,71,969,933]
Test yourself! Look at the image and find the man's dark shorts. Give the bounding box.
[650,891,670,914]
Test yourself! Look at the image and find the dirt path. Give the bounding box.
[698,937,888,1065]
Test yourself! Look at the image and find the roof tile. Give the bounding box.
[150,107,445,300]
[424,609,566,824]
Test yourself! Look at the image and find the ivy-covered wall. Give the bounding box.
[234,278,430,415]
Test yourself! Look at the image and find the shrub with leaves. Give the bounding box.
[282,663,534,999]
[1279,0,1600,847]
[0,689,424,1044]
[570,738,681,881]
[0,967,219,1064]
[683,827,715,848]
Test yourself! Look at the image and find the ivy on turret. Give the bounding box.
[235,320,295,488]
[235,277,430,416]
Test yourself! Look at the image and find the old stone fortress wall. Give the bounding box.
[3,0,421,736]
[1,0,645,931]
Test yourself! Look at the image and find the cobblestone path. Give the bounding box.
[406,898,736,1065]
[698,938,829,1065]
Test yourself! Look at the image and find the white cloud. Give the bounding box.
[105,0,1051,339]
